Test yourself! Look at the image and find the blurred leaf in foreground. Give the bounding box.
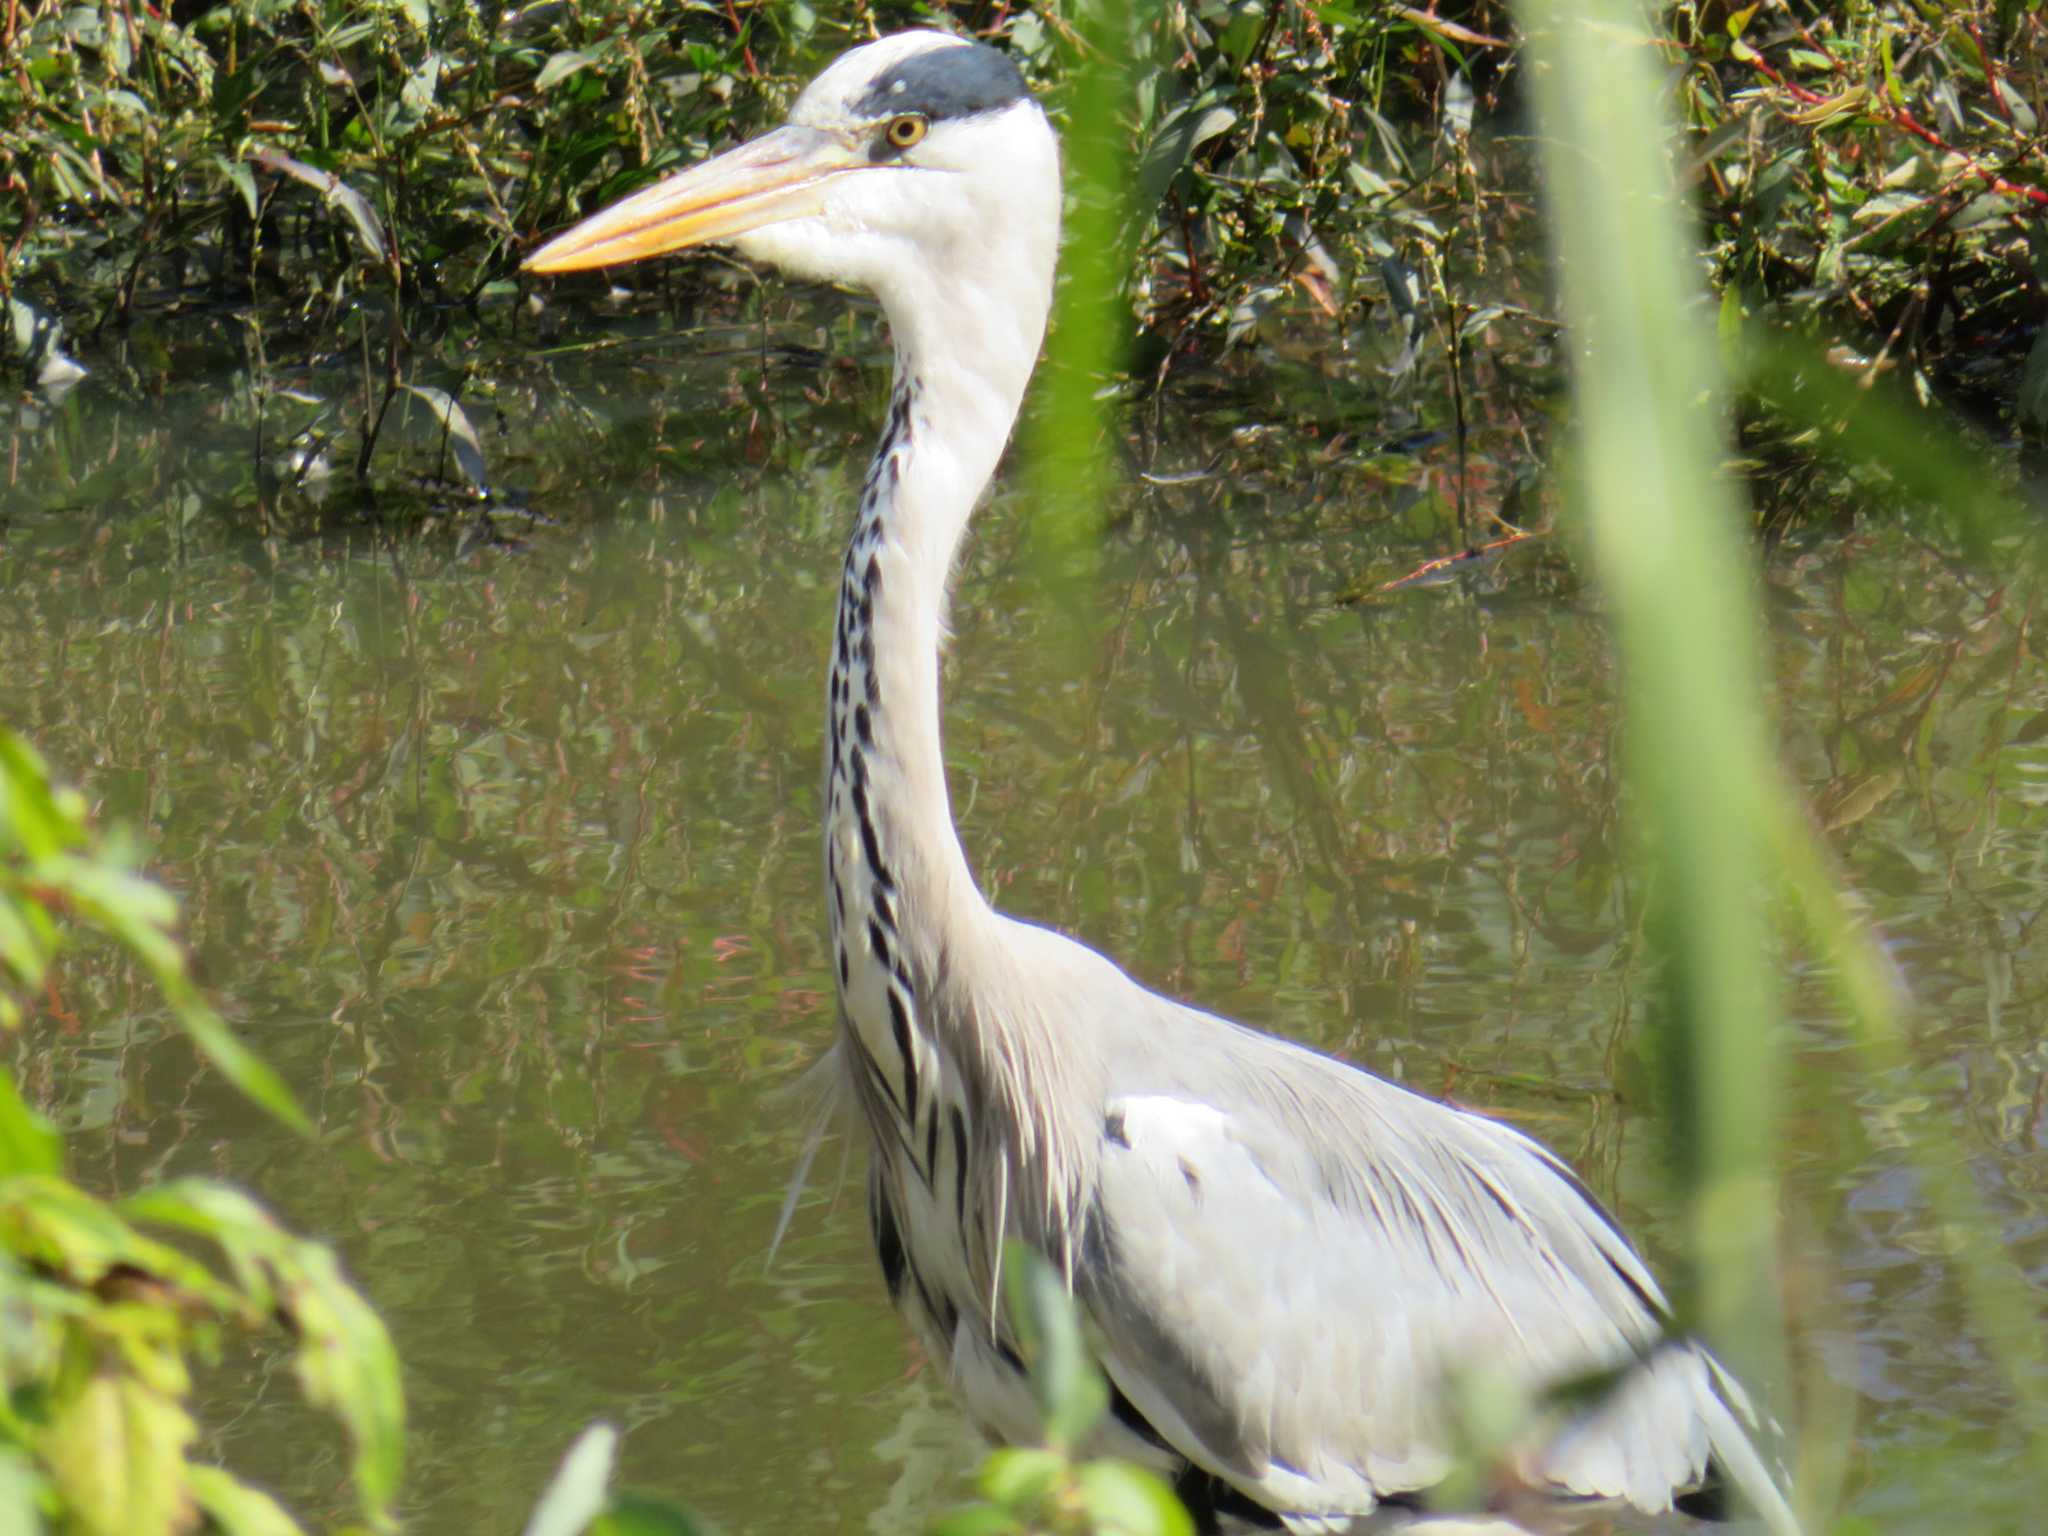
[1,730,400,1533]
[929,1246,1190,1536]
[0,728,307,1131]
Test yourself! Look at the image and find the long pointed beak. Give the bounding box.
[524,125,859,274]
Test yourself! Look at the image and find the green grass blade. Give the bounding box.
[1521,0,1788,1438]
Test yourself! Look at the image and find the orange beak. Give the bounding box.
[524,125,863,273]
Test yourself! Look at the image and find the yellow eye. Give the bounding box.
[884,115,928,150]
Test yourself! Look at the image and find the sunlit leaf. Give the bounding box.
[42,1373,195,1536]
[401,384,491,488]
[523,1423,617,1536]
[1002,1245,1106,1453]
[280,1248,405,1526]
[40,846,306,1130]
[537,50,595,91]
[1394,4,1508,47]
[0,1074,62,1178]
[1073,1461,1194,1536]
[188,1466,308,1536]
[4,1175,235,1312]
[0,895,51,1008]
[976,1447,1064,1510]
[1440,72,1473,143]
[247,147,389,263]
[0,732,79,862]
[211,154,259,219]
[0,1444,50,1536]
[124,1181,404,1529]
[1304,1,1363,27]
[0,729,307,1132]
[398,53,441,122]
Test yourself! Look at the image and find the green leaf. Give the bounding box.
[536,50,595,91]
[401,384,490,488]
[93,87,150,118]
[1345,161,1392,199]
[1134,99,1235,214]
[1879,32,1903,107]
[282,1246,405,1526]
[188,1466,308,1536]
[65,865,181,975]
[523,1423,617,1536]
[42,1373,195,1536]
[1073,1461,1194,1536]
[926,1504,1020,1536]
[977,1447,1065,1511]
[213,154,259,219]
[397,52,440,124]
[588,1491,713,1536]
[123,1181,404,1529]
[0,1073,61,1178]
[4,1175,234,1311]
[1,731,303,1131]
[1003,1245,1107,1452]
[248,147,389,264]
[119,1182,284,1314]
[0,876,54,987]
[0,732,81,862]
[2018,323,2048,428]
[0,1444,51,1536]
[166,994,310,1134]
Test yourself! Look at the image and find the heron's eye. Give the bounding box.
[883,114,928,151]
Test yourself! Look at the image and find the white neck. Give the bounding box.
[826,312,1037,924]
[820,242,1051,1134]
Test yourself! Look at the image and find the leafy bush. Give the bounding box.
[2,730,403,1535]
[9,0,2040,517]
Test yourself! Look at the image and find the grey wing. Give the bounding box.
[1077,1023,1787,1527]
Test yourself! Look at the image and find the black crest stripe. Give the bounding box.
[850,41,1030,123]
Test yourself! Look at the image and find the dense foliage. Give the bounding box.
[5,1,2043,451]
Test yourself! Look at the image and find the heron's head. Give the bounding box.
[526,31,1061,348]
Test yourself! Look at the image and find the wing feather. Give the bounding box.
[1076,1004,1777,1525]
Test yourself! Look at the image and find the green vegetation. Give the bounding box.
[1682,2,2048,421]
[0,729,402,1536]
[1534,0,2046,1521]
[0,735,722,1535]
[928,1250,1189,1536]
[5,1,2043,512]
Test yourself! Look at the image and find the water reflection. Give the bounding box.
[2,330,2044,1530]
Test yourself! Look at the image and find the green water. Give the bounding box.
[4,297,2045,1530]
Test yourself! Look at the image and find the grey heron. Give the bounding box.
[527,31,1801,1535]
